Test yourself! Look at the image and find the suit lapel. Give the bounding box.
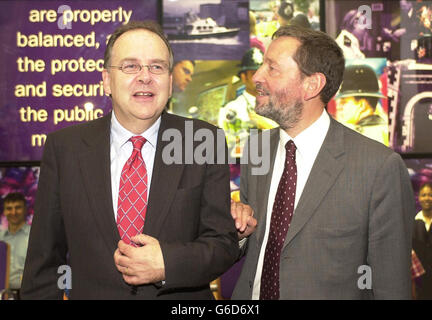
[254,128,280,248]
[283,118,346,249]
[78,112,120,252]
[143,113,184,238]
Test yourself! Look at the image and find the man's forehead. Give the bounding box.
[178,61,194,71]
[271,36,301,48]
[4,201,25,207]
[266,36,300,60]
[119,57,169,65]
[115,28,159,42]
[184,60,194,68]
[112,29,170,59]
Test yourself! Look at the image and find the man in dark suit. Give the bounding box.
[21,21,238,299]
[231,25,415,299]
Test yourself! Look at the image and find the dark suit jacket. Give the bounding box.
[21,112,239,299]
[412,219,432,299]
[232,117,415,299]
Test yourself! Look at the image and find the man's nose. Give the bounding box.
[252,66,263,83]
[136,66,152,83]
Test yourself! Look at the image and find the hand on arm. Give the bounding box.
[230,200,258,240]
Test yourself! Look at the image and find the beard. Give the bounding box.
[255,84,303,130]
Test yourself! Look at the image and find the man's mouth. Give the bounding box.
[133,91,154,97]
[256,84,269,96]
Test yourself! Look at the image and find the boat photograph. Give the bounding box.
[163,0,249,60]
[168,11,240,40]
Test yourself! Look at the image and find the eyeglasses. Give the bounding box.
[109,62,169,75]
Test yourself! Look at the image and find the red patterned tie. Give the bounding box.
[117,136,148,247]
[260,140,297,300]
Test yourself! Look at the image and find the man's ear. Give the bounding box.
[303,72,326,101]
[102,69,112,96]
[240,72,247,84]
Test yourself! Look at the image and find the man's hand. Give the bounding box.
[231,200,258,240]
[113,234,165,285]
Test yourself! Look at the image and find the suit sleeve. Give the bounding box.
[237,144,251,256]
[21,136,68,299]
[239,142,249,205]
[159,131,239,290]
[367,152,416,299]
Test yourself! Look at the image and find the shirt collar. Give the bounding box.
[416,210,429,222]
[279,109,330,159]
[110,111,160,153]
[415,211,431,231]
[4,223,30,237]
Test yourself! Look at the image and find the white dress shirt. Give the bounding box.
[251,110,331,299]
[110,112,160,220]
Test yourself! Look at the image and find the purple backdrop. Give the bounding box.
[0,0,158,162]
